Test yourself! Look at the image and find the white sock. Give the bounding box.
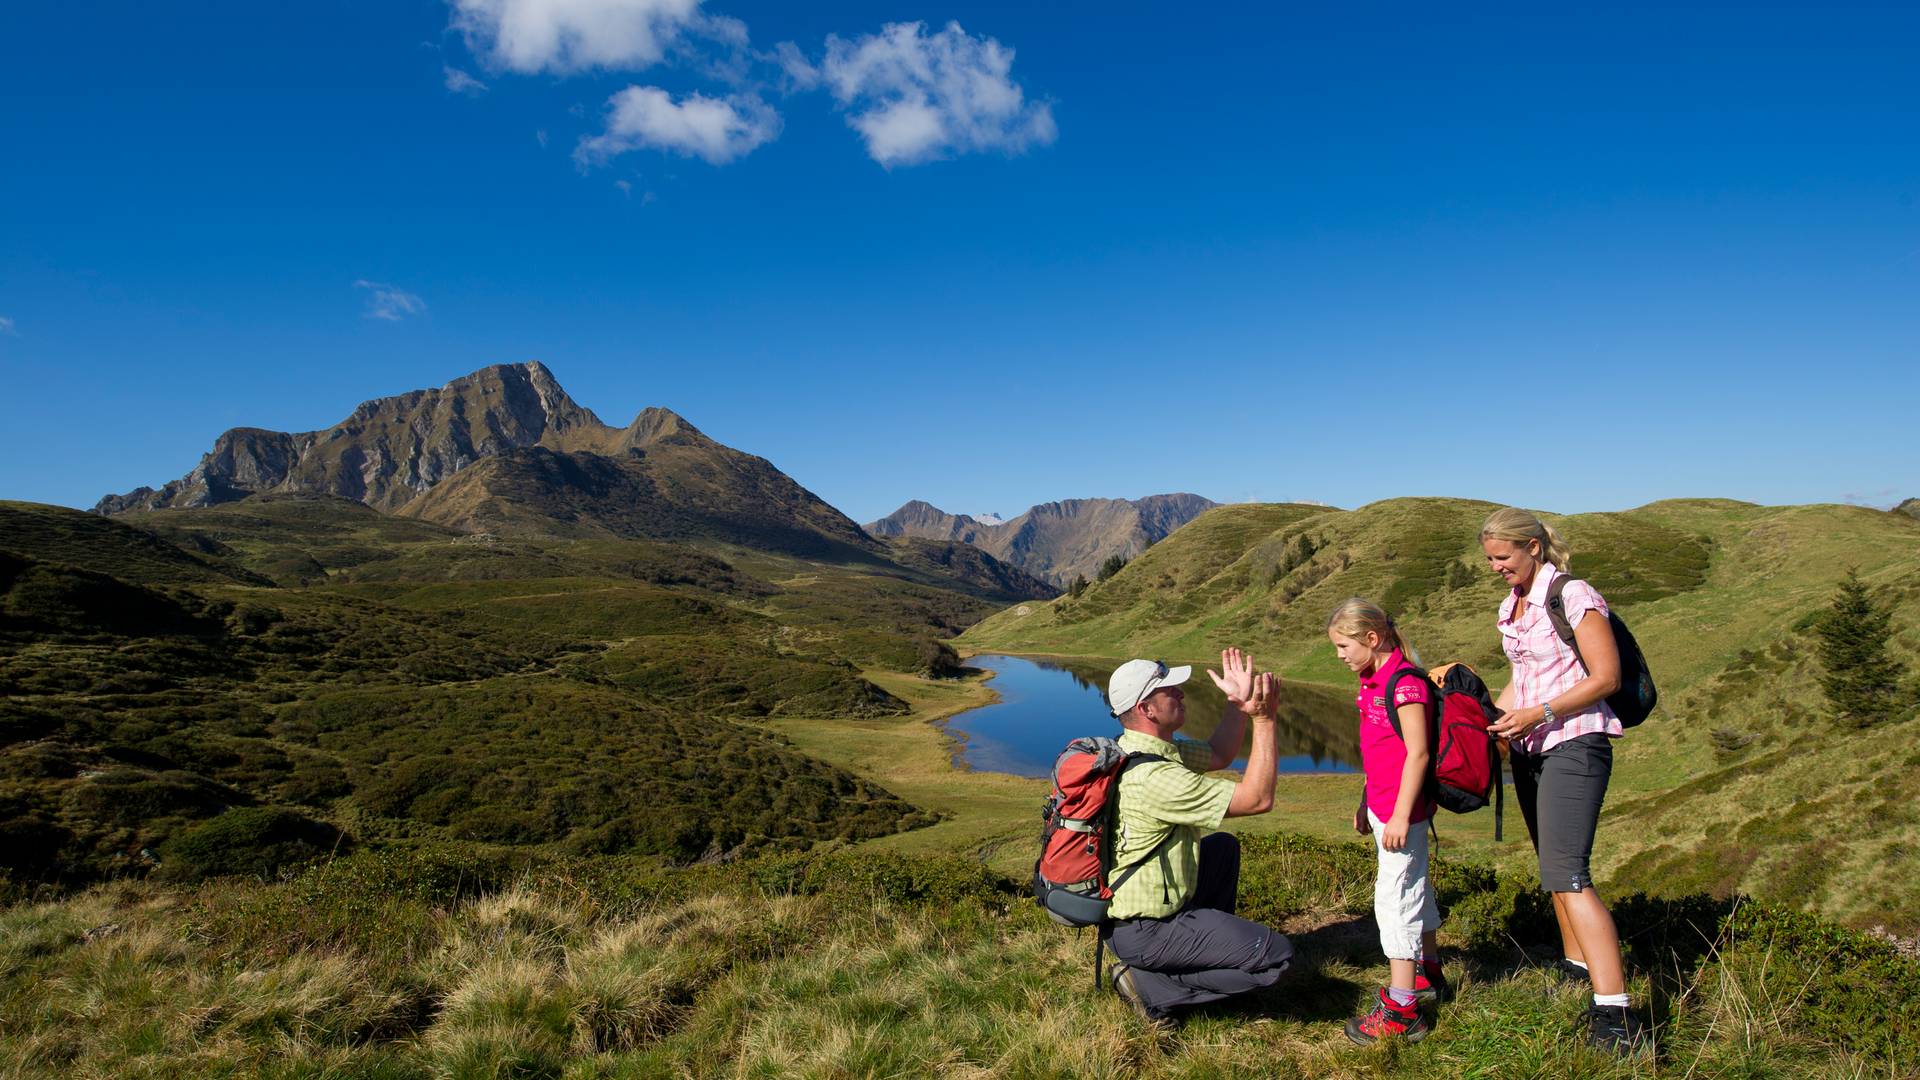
[1593,992,1630,1008]
[1386,985,1417,1008]
[1565,957,1589,970]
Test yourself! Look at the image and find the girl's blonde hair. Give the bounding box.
[1479,507,1573,570]
[1326,597,1421,667]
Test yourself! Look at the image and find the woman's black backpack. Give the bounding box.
[1545,576,1658,727]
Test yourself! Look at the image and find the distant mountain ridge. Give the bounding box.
[865,493,1218,587]
[94,361,873,550]
[91,362,1052,601]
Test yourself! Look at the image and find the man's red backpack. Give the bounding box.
[1374,661,1505,839]
[1031,736,1173,927]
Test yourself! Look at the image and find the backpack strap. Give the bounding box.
[1544,575,1591,674]
[1105,752,1172,896]
[1381,666,1439,742]
[1380,665,1441,812]
[1096,751,1169,992]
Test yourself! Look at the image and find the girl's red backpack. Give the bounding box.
[1382,662,1505,840]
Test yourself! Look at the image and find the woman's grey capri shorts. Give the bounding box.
[1509,733,1613,893]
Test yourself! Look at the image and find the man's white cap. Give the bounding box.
[1107,659,1191,718]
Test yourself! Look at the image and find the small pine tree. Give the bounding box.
[1815,570,1906,728]
[915,637,965,679]
[1097,555,1127,582]
[1067,575,1088,599]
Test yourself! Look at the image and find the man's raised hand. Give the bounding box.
[1246,671,1281,721]
[1207,647,1255,706]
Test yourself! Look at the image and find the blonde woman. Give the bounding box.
[1480,507,1648,1055]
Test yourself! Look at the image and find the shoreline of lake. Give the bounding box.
[939,653,1361,779]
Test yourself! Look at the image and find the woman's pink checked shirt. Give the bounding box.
[1497,563,1623,754]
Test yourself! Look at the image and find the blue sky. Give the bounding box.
[3,2,1916,523]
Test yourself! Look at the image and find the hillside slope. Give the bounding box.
[2,487,1061,884]
[962,497,1920,929]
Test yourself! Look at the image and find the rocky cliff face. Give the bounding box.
[865,493,1219,587]
[95,362,609,514]
[98,361,896,564]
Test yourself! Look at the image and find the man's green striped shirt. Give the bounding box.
[1108,729,1235,920]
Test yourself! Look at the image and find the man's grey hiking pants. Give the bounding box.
[1105,833,1295,1018]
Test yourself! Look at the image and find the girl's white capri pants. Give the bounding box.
[1367,809,1442,961]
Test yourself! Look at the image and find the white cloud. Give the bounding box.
[768,40,820,91]
[452,0,704,74]
[354,280,427,321]
[613,178,632,196]
[0,316,15,336]
[535,129,549,147]
[444,66,489,94]
[816,21,1055,167]
[575,86,778,166]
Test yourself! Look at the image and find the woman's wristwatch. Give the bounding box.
[1542,701,1557,727]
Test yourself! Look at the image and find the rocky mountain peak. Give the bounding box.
[96,362,625,515]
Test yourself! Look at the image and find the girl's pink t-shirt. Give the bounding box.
[1355,649,1434,823]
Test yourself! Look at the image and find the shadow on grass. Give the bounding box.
[1179,916,1380,1027]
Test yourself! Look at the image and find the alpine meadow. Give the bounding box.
[0,360,1914,1078]
[7,3,1920,1076]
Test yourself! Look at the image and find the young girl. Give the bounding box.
[1327,598,1447,1044]
[1480,507,1647,1054]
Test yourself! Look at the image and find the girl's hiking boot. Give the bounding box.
[1412,964,1451,1004]
[1344,988,1430,1045]
[1555,958,1591,986]
[1584,1003,1652,1056]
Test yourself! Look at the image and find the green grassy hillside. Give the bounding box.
[0,498,999,887]
[0,500,272,587]
[962,498,1920,930]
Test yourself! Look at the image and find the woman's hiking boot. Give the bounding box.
[1412,963,1451,1004]
[1584,1003,1651,1056]
[1555,958,1591,986]
[1110,964,1174,1032]
[1344,988,1430,1045]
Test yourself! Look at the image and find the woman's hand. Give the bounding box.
[1207,647,1254,708]
[1381,816,1410,852]
[1354,805,1372,835]
[1489,705,1546,740]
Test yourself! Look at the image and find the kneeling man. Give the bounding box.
[1103,648,1294,1025]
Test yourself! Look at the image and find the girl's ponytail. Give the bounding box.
[1480,507,1573,571]
[1326,597,1422,667]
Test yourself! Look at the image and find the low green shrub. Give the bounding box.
[748,848,1016,908]
[1236,833,1376,924]
[158,806,345,883]
[186,844,533,964]
[1720,901,1920,1060]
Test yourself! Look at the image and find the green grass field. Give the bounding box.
[4,493,1919,1077]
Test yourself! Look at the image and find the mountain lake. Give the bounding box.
[946,654,1361,779]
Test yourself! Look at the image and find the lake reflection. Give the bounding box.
[946,654,1359,779]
